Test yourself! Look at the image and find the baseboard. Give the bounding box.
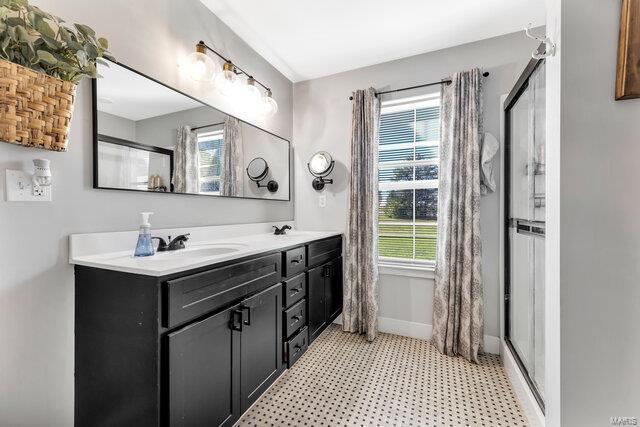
[374,316,500,354]
[501,341,545,427]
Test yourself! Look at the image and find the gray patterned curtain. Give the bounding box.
[343,88,380,342]
[220,116,244,197]
[172,125,199,194]
[432,68,484,363]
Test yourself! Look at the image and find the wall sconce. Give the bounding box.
[308,151,334,190]
[246,157,279,193]
[5,158,52,201]
[182,41,278,117]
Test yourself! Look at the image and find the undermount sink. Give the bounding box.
[166,245,242,258]
[104,243,249,267]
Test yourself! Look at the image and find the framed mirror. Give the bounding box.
[92,60,290,201]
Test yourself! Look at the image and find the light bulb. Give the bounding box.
[261,90,278,117]
[216,61,240,96]
[183,50,217,82]
[244,77,262,103]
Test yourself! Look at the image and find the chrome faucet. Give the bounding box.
[152,233,190,251]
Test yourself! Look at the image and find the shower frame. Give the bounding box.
[503,48,546,413]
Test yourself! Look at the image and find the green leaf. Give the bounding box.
[36,19,55,38]
[97,37,108,49]
[58,27,72,43]
[84,43,97,59]
[0,6,11,19]
[36,49,57,65]
[39,34,61,49]
[95,57,109,67]
[5,16,25,27]
[14,25,28,42]
[75,49,87,66]
[74,23,95,39]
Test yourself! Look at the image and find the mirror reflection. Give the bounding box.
[94,61,290,200]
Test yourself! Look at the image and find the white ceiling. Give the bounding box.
[200,0,545,82]
[97,61,200,121]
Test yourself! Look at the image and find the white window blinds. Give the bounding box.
[378,95,440,263]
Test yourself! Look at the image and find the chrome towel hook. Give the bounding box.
[525,24,556,59]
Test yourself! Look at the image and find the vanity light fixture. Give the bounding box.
[183,41,278,117]
[308,151,335,190]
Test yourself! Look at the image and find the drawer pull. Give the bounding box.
[240,305,251,325]
[229,310,243,331]
[293,344,302,355]
[290,287,301,295]
[291,255,303,264]
[291,315,301,323]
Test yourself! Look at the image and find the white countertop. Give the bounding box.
[69,224,341,277]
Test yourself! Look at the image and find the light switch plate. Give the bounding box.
[5,169,52,202]
[318,194,326,208]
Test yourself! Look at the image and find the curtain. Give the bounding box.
[432,68,484,363]
[220,116,244,197]
[172,125,199,194]
[343,88,380,342]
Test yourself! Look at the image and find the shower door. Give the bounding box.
[504,58,545,410]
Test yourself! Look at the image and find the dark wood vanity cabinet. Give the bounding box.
[75,235,342,427]
[308,256,343,344]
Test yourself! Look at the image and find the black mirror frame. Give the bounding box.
[92,59,291,201]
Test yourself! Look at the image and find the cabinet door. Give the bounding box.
[307,264,326,344]
[240,283,283,411]
[168,305,240,427]
[325,257,343,321]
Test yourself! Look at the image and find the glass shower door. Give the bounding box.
[505,61,545,408]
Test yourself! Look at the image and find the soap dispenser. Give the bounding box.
[134,212,155,257]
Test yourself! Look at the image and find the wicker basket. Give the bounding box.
[0,59,76,151]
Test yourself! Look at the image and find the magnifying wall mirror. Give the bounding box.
[308,151,334,190]
[246,157,279,192]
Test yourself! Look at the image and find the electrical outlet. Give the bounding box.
[319,194,326,208]
[5,169,52,202]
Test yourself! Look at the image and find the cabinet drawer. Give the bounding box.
[307,236,342,267]
[283,299,306,338]
[282,246,306,278]
[285,326,308,368]
[165,253,281,328]
[283,273,306,308]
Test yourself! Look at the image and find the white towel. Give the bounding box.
[480,132,499,195]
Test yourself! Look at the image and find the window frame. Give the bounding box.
[377,94,440,271]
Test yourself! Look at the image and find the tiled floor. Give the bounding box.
[237,325,528,427]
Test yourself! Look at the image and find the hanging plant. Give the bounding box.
[0,0,115,83]
[0,0,115,151]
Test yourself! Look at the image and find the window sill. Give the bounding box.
[378,261,435,279]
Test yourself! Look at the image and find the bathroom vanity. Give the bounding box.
[70,226,342,426]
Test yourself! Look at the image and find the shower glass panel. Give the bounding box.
[505,60,545,409]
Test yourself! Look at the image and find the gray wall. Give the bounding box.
[293,31,539,338]
[0,0,293,425]
[547,0,640,424]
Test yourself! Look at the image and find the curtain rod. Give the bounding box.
[348,71,490,100]
[191,121,225,131]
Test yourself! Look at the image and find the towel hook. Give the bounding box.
[524,24,556,59]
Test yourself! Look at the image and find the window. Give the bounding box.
[378,94,440,264]
[197,130,224,194]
